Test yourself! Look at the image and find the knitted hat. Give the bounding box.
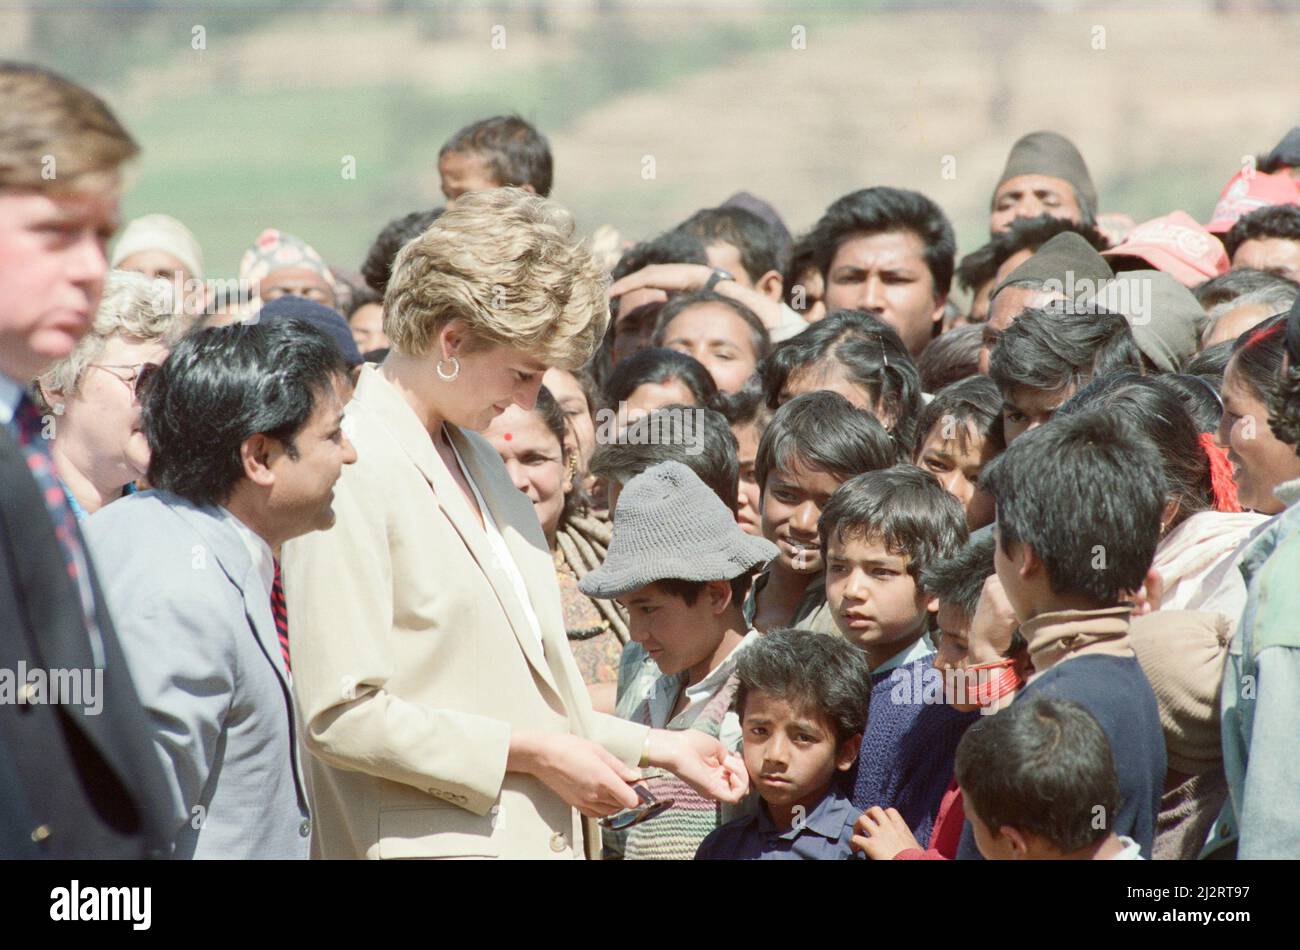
[1101,211,1229,287]
[994,131,1098,220]
[1205,169,1300,234]
[991,231,1114,302]
[110,213,204,280]
[257,296,363,367]
[1129,609,1231,776]
[1107,269,1208,372]
[578,460,777,600]
[239,228,336,291]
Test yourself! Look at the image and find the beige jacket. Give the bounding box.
[282,366,648,859]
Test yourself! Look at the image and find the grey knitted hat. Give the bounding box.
[578,460,778,600]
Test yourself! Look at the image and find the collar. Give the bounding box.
[220,506,276,600]
[755,782,856,841]
[650,630,756,724]
[872,635,934,676]
[1021,605,1133,676]
[0,374,25,426]
[1274,476,1300,508]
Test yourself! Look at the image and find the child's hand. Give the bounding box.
[850,806,922,860]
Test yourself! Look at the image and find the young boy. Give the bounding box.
[747,391,895,634]
[971,408,1167,857]
[437,114,553,202]
[695,628,873,860]
[579,461,777,860]
[912,375,1005,530]
[955,696,1143,860]
[819,465,974,846]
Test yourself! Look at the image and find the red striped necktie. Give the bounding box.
[272,559,290,672]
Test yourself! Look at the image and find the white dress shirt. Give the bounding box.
[220,506,276,602]
[0,373,25,426]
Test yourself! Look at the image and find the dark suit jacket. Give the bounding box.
[0,425,175,858]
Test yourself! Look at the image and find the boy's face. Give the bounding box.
[740,690,859,815]
[438,149,503,204]
[1001,383,1074,444]
[619,581,728,676]
[760,456,843,575]
[825,531,933,653]
[915,419,998,528]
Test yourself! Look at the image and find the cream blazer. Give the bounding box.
[282,365,648,859]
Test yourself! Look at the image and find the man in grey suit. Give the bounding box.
[85,318,357,858]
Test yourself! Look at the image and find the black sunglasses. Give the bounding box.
[598,784,674,831]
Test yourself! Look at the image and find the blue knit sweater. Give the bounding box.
[850,656,979,846]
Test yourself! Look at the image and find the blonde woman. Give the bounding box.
[37,268,189,519]
[282,189,746,860]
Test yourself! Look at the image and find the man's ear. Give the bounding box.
[240,433,277,488]
[930,292,949,326]
[835,733,862,771]
[1018,541,1041,582]
[755,269,785,302]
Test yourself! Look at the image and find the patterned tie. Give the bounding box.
[272,559,290,671]
[8,395,105,666]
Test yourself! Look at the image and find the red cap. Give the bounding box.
[1205,169,1300,234]
[1101,211,1229,287]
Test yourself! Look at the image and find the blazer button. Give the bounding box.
[549,832,567,853]
[299,819,311,838]
[31,824,51,843]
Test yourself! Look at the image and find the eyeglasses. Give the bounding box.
[89,362,161,399]
[598,781,674,831]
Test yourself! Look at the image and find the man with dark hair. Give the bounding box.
[988,305,1143,443]
[971,409,1167,857]
[1224,204,1300,283]
[676,206,787,301]
[805,187,955,358]
[360,208,443,296]
[0,61,176,859]
[605,230,709,361]
[438,114,553,201]
[84,319,357,858]
[956,697,1141,859]
[989,130,1098,235]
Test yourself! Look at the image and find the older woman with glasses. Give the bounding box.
[36,269,189,519]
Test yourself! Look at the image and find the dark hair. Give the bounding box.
[919,534,996,622]
[344,285,381,321]
[651,290,772,365]
[807,187,956,299]
[1192,266,1299,311]
[361,208,444,296]
[958,213,1110,296]
[955,696,1119,853]
[981,409,1167,605]
[439,114,553,196]
[1272,358,1300,452]
[655,574,754,614]
[676,206,785,285]
[589,405,739,513]
[761,309,922,451]
[1224,204,1300,260]
[754,391,895,497]
[603,347,718,411]
[988,305,1143,398]
[917,324,982,393]
[733,627,873,746]
[611,229,709,284]
[1059,373,1212,531]
[1157,373,1224,433]
[1230,314,1289,403]
[1184,339,1234,382]
[143,319,347,506]
[912,374,1005,461]
[817,465,969,579]
[783,233,821,313]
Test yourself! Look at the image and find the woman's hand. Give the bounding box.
[644,729,749,804]
[507,731,641,818]
[850,806,922,860]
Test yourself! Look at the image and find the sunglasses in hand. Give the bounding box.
[599,782,674,831]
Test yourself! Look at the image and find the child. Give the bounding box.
[955,696,1143,860]
[987,304,1143,443]
[695,628,873,860]
[579,461,777,860]
[972,408,1167,857]
[747,391,895,634]
[716,383,772,538]
[437,114,553,201]
[911,375,1005,529]
[819,464,974,846]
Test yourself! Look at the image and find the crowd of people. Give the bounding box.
[2,60,1298,862]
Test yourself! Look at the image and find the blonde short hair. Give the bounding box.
[0,63,138,193]
[384,188,610,370]
[39,270,189,400]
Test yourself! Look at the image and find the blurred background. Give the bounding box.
[5,0,1299,290]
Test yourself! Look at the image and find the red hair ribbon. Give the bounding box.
[1199,432,1241,513]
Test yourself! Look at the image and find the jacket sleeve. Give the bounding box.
[282,466,511,816]
[1237,644,1300,859]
